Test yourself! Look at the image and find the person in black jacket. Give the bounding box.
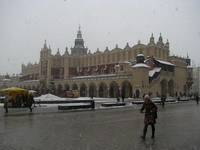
[195,95,199,104]
[28,94,35,112]
[161,94,166,107]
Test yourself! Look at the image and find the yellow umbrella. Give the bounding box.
[0,87,28,100]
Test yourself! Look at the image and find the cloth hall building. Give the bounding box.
[5,27,193,98]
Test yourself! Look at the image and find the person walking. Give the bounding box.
[4,96,9,113]
[195,95,199,104]
[161,94,166,107]
[28,94,35,112]
[121,90,125,102]
[140,95,158,139]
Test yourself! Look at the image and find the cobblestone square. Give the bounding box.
[0,101,199,150]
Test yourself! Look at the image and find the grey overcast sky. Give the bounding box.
[0,0,200,75]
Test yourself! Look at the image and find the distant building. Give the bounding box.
[1,27,193,98]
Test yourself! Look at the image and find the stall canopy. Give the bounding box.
[34,93,65,101]
[0,87,28,100]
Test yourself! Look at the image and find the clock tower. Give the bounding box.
[71,25,88,56]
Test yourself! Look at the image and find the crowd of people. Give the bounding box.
[3,93,35,113]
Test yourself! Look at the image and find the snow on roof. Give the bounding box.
[132,63,149,68]
[137,54,144,57]
[156,59,175,66]
[149,67,161,77]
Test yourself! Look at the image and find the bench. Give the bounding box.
[132,101,144,105]
[178,97,190,101]
[58,99,95,110]
[101,102,126,107]
[132,98,176,105]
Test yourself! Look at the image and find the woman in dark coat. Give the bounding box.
[4,96,9,113]
[28,94,35,112]
[140,95,157,139]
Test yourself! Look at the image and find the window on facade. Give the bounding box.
[159,49,161,58]
[107,54,110,63]
[86,58,88,66]
[129,51,131,60]
[88,57,90,66]
[92,69,96,75]
[118,53,120,61]
[123,52,125,60]
[112,53,115,62]
[155,49,157,57]
[134,51,137,59]
[102,55,104,63]
[110,67,113,73]
[101,68,104,74]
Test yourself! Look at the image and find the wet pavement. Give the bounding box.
[0,100,200,150]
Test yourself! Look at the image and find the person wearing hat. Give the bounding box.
[140,95,158,139]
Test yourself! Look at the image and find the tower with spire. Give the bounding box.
[149,33,155,45]
[40,39,52,87]
[71,25,88,56]
[40,39,51,59]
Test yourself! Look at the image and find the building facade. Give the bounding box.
[1,27,193,98]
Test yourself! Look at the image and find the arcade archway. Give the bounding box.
[160,79,167,96]
[109,82,119,98]
[121,81,132,98]
[89,83,97,97]
[80,83,87,97]
[168,79,174,97]
[99,82,108,98]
